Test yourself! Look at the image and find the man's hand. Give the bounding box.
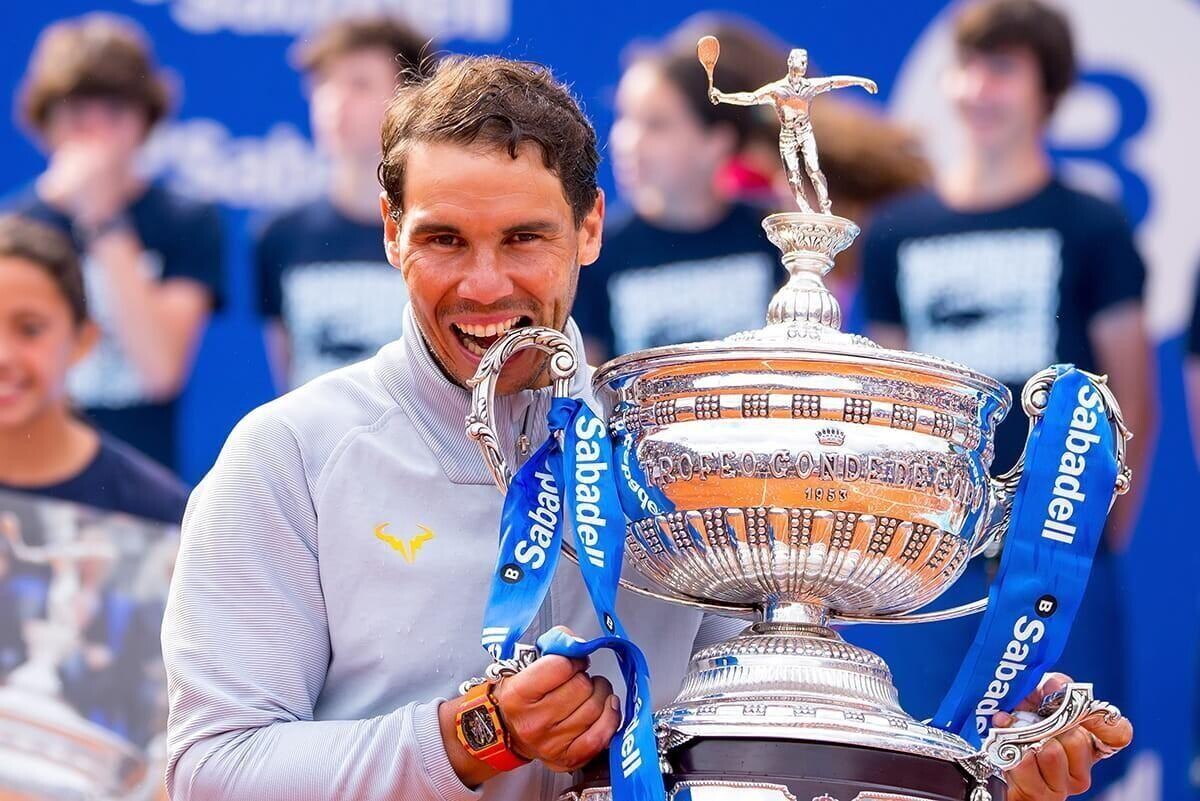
[995,673,1133,800]
[494,654,619,772]
[440,653,619,788]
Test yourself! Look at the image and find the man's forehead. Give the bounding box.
[401,140,572,218]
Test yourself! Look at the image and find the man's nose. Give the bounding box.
[457,249,515,305]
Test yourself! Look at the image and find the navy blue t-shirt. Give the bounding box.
[0,433,189,525]
[255,197,407,389]
[574,203,783,359]
[3,183,224,470]
[860,179,1145,472]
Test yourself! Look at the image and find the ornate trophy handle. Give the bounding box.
[974,682,1122,772]
[465,326,579,489]
[831,367,1132,627]
[466,327,751,618]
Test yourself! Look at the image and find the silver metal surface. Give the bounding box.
[978,683,1121,772]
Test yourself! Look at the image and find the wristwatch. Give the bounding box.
[454,681,529,772]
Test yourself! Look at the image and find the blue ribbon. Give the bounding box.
[483,398,665,801]
[932,366,1119,745]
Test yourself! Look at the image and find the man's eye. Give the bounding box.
[511,232,542,243]
[430,234,461,247]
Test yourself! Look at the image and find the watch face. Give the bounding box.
[461,706,499,751]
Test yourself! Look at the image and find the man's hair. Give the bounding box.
[954,0,1076,113]
[18,13,171,134]
[379,56,600,226]
[292,15,437,80]
[0,215,88,325]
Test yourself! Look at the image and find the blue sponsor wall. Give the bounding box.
[1,2,1194,798]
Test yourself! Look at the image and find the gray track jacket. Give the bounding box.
[163,307,739,801]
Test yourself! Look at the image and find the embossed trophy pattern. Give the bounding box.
[465,38,1130,801]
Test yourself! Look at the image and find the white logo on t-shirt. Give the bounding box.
[897,229,1062,384]
[607,253,774,354]
[282,260,409,388]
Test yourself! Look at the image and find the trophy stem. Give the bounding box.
[760,601,829,627]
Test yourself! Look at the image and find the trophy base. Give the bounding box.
[561,738,1006,801]
[658,620,978,765]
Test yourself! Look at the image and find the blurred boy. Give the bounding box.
[8,14,224,470]
[256,17,435,390]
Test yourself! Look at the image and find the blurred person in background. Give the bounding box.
[0,214,189,526]
[573,19,783,364]
[256,16,436,392]
[6,13,224,471]
[858,1,1151,793]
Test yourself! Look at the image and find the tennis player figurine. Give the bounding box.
[699,36,877,214]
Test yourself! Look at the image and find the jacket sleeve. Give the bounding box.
[161,408,480,801]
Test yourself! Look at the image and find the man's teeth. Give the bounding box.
[456,316,523,338]
[462,339,486,356]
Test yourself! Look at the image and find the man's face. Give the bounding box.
[0,257,94,429]
[43,96,148,160]
[309,48,398,162]
[382,141,603,394]
[610,61,733,220]
[947,46,1049,154]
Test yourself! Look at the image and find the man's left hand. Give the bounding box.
[995,673,1133,800]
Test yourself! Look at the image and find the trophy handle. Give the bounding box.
[466,326,579,489]
[978,682,1122,771]
[467,327,752,618]
[832,367,1132,627]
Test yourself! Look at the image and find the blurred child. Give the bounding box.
[0,215,188,525]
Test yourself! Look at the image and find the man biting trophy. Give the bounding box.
[163,38,1132,801]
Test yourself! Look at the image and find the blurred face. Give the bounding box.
[610,61,733,219]
[309,48,398,162]
[947,46,1049,155]
[0,257,95,429]
[43,96,148,159]
[382,141,603,394]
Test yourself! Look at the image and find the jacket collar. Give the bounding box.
[376,305,593,486]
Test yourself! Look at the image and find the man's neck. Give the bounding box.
[0,409,99,487]
[328,157,385,225]
[941,139,1052,212]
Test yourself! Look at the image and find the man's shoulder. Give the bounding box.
[225,350,406,489]
[256,198,332,241]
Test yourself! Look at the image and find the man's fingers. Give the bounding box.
[560,694,622,770]
[553,676,615,734]
[1058,727,1096,794]
[1084,712,1134,750]
[1032,738,1071,796]
[538,669,598,715]
[505,655,588,702]
[1014,672,1072,713]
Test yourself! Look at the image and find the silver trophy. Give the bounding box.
[466,38,1130,801]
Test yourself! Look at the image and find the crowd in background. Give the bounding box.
[0,2,1186,797]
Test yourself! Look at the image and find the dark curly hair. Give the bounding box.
[378,55,600,226]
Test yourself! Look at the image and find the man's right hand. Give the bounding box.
[440,654,620,787]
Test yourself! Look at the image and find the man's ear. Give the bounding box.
[578,189,605,268]
[380,191,401,270]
